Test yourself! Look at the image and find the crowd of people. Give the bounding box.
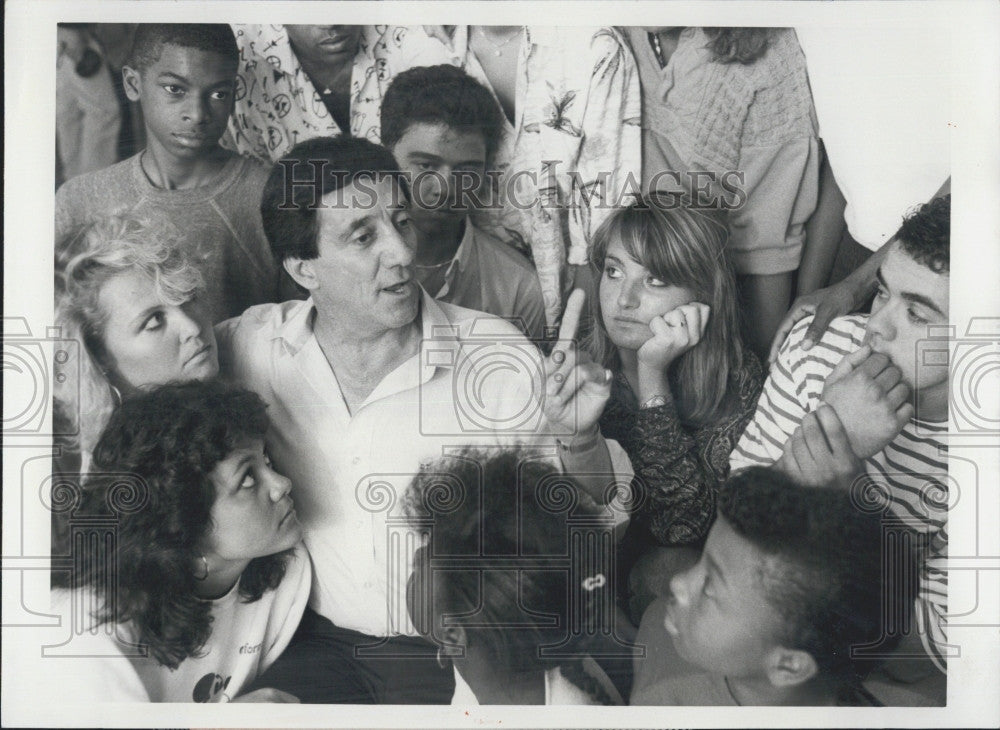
[48,22,951,707]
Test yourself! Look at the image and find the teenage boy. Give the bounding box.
[379,64,547,341]
[730,196,951,693]
[55,24,280,323]
[632,467,913,705]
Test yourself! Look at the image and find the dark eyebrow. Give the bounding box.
[406,151,443,162]
[342,214,375,240]
[156,72,232,89]
[876,269,947,317]
[156,72,190,83]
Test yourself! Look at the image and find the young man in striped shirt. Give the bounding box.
[730,195,950,702]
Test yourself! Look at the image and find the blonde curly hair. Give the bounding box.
[54,212,205,457]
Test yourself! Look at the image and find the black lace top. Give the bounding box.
[600,349,765,547]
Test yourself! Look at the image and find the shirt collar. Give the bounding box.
[274,296,319,356]
[274,290,459,373]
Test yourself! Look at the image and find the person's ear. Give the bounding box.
[282,256,319,292]
[764,646,818,688]
[121,65,142,102]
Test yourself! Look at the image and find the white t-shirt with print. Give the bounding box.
[45,542,311,702]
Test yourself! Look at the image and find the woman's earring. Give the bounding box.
[106,380,123,407]
[194,555,210,581]
[436,646,448,670]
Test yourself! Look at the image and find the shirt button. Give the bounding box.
[352,456,360,466]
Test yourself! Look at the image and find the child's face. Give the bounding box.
[201,437,302,564]
[390,122,488,229]
[664,516,786,678]
[865,242,950,409]
[124,43,236,161]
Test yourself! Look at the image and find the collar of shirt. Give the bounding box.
[271,287,460,389]
[433,220,476,299]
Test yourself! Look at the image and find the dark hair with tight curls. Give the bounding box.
[380,64,505,162]
[260,136,404,262]
[701,27,774,64]
[128,24,239,72]
[719,467,916,688]
[405,448,619,704]
[74,380,291,670]
[895,193,950,274]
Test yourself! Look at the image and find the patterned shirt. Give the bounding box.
[730,314,949,671]
[225,25,452,162]
[431,26,642,324]
[600,350,764,547]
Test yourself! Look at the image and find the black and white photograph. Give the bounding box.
[3,1,999,727]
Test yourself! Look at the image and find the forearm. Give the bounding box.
[798,146,846,296]
[559,427,615,504]
[630,403,716,546]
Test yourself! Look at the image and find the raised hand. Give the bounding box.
[820,345,913,459]
[543,289,612,441]
[778,405,865,489]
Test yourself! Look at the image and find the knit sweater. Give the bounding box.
[628,27,820,275]
[55,151,279,323]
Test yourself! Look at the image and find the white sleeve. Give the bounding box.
[259,542,313,674]
[43,591,152,703]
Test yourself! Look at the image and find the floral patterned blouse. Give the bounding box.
[430,26,643,325]
[599,350,764,547]
[224,24,452,162]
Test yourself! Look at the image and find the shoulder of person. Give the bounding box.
[776,313,867,369]
[233,153,272,184]
[435,299,532,342]
[283,542,312,590]
[469,224,538,277]
[215,299,310,357]
[261,543,312,617]
[56,155,136,207]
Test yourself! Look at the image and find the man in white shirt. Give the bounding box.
[217,136,620,703]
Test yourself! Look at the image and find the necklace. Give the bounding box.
[477,26,521,57]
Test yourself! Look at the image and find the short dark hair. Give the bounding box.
[380,64,504,162]
[75,380,292,669]
[718,467,916,683]
[895,193,950,274]
[128,24,238,72]
[260,136,403,261]
[405,448,617,703]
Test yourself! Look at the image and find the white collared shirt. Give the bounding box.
[217,291,583,636]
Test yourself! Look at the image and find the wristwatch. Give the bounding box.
[641,395,668,410]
